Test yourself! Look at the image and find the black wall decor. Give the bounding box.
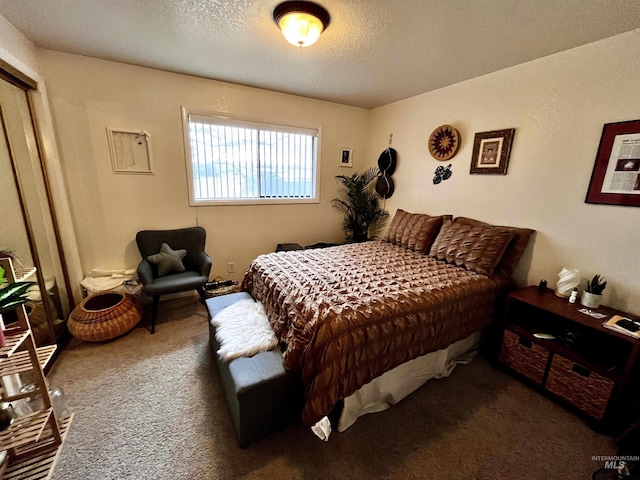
[433,164,452,184]
[376,145,397,199]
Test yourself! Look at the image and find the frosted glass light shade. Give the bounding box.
[278,12,324,47]
[556,267,581,297]
[273,1,331,48]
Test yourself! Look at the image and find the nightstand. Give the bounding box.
[499,286,640,430]
[275,243,303,252]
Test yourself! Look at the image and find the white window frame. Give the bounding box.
[181,107,321,206]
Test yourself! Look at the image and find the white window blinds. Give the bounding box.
[183,110,319,205]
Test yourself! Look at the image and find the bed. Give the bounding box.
[240,210,534,431]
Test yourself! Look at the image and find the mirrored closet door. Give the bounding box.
[0,70,73,349]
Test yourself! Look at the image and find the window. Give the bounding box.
[182,108,320,205]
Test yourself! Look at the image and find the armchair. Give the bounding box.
[136,226,212,333]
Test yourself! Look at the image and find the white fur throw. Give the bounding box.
[212,299,278,362]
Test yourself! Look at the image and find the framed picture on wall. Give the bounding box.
[585,119,640,207]
[470,128,515,175]
[340,148,353,168]
[107,128,153,174]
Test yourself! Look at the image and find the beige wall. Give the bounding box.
[6,13,638,314]
[366,30,640,315]
[37,51,370,282]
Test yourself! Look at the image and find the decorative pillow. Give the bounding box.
[453,217,535,277]
[147,243,187,277]
[384,209,411,245]
[384,209,451,253]
[429,220,514,276]
[399,215,445,253]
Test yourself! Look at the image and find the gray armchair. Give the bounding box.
[136,226,212,333]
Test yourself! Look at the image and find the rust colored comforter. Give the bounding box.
[241,241,511,426]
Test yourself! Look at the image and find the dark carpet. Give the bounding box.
[49,296,615,479]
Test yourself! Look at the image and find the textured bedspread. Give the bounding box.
[241,241,511,426]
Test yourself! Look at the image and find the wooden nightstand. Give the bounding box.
[499,286,640,431]
[275,243,303,252]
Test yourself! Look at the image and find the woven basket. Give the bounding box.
[499,330,551,385]
[69,291,142,342]
[545,354,614,421]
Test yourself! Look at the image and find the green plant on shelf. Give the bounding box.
[0,265,35,314]
[585,274,607,295]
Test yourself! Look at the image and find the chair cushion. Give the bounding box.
[142,271,207,296]
[146,243,187,276]
[136,227,208,274]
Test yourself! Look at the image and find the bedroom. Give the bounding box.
[1,1,640,478]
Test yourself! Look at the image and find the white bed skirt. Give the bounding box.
[311,331,483,440]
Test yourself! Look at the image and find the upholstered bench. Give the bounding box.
[206,292,303,447]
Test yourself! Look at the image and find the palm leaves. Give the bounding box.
[332,167,389,242]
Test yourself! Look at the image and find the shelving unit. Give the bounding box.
[0,258,72,479]
[499,286,640,429]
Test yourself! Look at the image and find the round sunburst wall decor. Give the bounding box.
[428,125,460,161]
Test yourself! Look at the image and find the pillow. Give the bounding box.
[384,209,412,245]
[147,243,187,277]
[399,215,445,253]
[429,220,514,276]
[384,209,451,253]
[453,217,535,277]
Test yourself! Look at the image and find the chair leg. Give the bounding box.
[151,296,160,334]
[197,286,207,303]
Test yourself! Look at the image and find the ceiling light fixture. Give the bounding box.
[273,1,331,48]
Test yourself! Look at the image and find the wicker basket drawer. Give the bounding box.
[545,354,614,421]
[499,330,550,385]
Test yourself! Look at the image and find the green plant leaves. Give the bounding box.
[332,167,389,242]
[0,281,35,314]
[586,274,607,295]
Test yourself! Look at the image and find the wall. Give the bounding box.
[366,30,640,315]
[36,51,370,282]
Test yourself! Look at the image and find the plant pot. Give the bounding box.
[581,291,602,309]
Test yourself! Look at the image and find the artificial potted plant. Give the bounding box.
[0,265,34,347]
[332,167,389,243]
[581,274,607,309]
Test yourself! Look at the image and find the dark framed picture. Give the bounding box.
[470,128,515,175]
[585,119,640,207]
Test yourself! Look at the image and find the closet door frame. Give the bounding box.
[0,63,74,344]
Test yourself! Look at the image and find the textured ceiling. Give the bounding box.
[1,0,640,109]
